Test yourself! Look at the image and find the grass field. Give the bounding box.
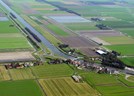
[82,72,134,96]
[9,68,35,80]
[0,21,19,33]
[0,80,44,96]
[105,44,134,55]
[96,85,134,96]
[100,36,134,45]
[31,64,73,78]
[127,76,134,82]
[0,19,31,51]
[120,57,134,67]
[100,20,134,28]
[118,74,134,87]
[46,23,69,36]
[39,77,100,96]
[82,72,120,86]
[117,28,134,37]
[0,66,10,81]
[0,37,31,50]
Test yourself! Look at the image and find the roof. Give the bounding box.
[96,50,106,55]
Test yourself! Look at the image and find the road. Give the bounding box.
[0,0,72,59]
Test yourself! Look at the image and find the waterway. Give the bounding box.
[0,0,72,58]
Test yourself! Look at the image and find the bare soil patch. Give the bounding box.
[58,36,98,48]
[79,48,99,57]
[0,52,35,62]
[79,30,124,37]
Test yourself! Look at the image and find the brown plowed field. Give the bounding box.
[79,48,99,57]
[59,36,98,48]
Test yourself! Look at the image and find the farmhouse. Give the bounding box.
[72,75,82,82]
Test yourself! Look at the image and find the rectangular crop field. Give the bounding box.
[82,72,134,96]
[31,64,73,78]
[0,37,31,50]
[46,23,69,36]
[96,85,134,95]
[39,77,100,96]
[0,20,32,51]
[49,15,91,23]
[82,72,120,86]
[64,22,98,31]
[105,44,134,55]
[100,36,134,45]
[0,80,44,96]
[117,28,134,37]
[120,57,134,67]
[0,66,10,81]
[9,68,35,80]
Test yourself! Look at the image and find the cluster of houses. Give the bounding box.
[5,61,43,69]
[64,58,120,75]
[48,58,64,64]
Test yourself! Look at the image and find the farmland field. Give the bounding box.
[105,44,134,55]
[117,28,134,37]
[0,80,44,96]
[82,72,134,96]
[120,57,134,67]
[1,0,134,96]
[39,77,100,96]
[0,20,32,51]
[64,22,98,31]
[100,36,134,45]
[9,68,35,80]
[0,66,10,81]
[46,23,69,36]
[31,64,73,78]
[49,15,91,23]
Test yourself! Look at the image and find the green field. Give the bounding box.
[39,77,100,96]
[100,36,134,45]
[82,72,134,96]
[0,20,31,51]
[46,23,69,36]
[100,20,134,28]
[120,57,134,67]
[82,72,120,86]
[0,21,19,33]
[118,74,134,87]
[105,44,134,55]
[31,64,74,78]
[117,28,134,37]
[0,80,44,96]
[0,37,31,50]
[9,68,35,80]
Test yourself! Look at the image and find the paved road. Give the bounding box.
[0,0,72,59]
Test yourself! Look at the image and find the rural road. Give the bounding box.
[0,0,73,59]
